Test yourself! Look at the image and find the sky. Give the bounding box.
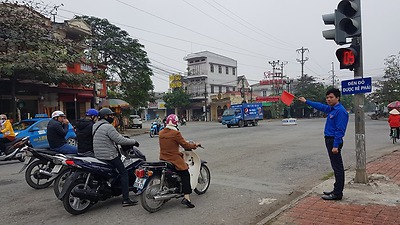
[36,0,400,92]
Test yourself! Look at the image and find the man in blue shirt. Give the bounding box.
[299,88,349,200]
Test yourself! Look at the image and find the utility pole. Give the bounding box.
[268,60,280,95]
[204,80,207,122]
[280,61,288,94]
[296,47,309,79]
[330,62,336,88]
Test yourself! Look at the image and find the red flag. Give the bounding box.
[280,91,295,106]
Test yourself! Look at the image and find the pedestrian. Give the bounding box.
[92,108,139,207]
[47,111,77,154]
[159,114,201,208]
[0,114,16,155]
[299,88,349,200]
[75,109,98,156]
[388,109,400,139]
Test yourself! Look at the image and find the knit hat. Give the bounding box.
[389,109,400,115]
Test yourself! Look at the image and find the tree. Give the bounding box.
[77,16,153,109]
[0,1,90,118]
[163,88,190,111]
[291,75,326,118]
[369,52,400,105]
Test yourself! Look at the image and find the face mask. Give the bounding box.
[105,117,114,124]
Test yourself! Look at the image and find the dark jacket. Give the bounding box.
[47,118,68,149]
[76,118,94,155]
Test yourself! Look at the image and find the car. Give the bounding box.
[0,114,77,149]
[129,115,143,129]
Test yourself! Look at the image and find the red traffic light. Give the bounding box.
[336,45,360,70]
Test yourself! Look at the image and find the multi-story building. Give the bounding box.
[183,51,237,121]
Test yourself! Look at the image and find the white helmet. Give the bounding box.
[51,110,65,118]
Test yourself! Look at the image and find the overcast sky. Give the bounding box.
[38,0,400,92]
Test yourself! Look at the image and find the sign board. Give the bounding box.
[341,77,372,95]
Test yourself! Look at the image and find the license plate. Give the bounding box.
[133,177,147,189]
[51,164,63,173]
[24,156,31,165]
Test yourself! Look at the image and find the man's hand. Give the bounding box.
[133,141,140,147]
[332,147,339,154]
[298,97,307,103]
[63,118,70,125]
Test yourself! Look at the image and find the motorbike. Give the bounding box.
[134,145,210,213]
[0,136,29,162]
[180,118,186,126]
[58,144,146,215]
[149,122,164,138]
[19,146,74,190]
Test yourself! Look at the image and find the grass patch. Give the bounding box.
[321,172,334,181]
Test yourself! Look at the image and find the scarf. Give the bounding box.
[165,125,178,131]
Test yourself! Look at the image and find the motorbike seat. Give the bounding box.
[3,137,23,149]
[141,161,176,170]
[35,149,58,155]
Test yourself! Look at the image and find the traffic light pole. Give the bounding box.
[352,36,367,183]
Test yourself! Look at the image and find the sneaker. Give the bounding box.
[122,199,138,207]
[181,198,195,208]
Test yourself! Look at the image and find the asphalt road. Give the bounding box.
[0,115,395,225]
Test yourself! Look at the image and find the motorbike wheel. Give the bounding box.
[194,164,211,195]
[140,176,165,213]
[54,168,72,199]
[150,130,155,138]
[25,160,53,189]
[62,178,93,215]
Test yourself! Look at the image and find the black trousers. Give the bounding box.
[324,137,344,196]
[109,156,130,200]
[177,170,192,195]
[0,138,11,152]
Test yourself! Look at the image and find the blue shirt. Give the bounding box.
[306,100,349,148]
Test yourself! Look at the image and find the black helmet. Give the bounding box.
[98,108,114,118]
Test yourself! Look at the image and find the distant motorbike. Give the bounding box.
[134,145,210,213]
[150,122,164,138]
[58,144,146,215]
[0,136,29,162]
[180,118,186,126]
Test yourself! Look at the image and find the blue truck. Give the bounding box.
[221,103,263,128]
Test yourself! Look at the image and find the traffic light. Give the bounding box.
[336,44,360,70]
[322,0,361,45]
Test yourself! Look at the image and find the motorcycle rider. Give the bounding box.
[0,114,15,156]
[159,114,200,208]
[154,114,162,133]
[75,109,98,156]
[93,108,139,207]
[47,111,77,154]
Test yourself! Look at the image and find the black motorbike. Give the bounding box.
[0,136,29,162]
[19,146,73,190]
[58,144,146,215]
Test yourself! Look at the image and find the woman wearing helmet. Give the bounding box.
[75,108,98,156]
[159,114,201,208]
[92,108,140,207]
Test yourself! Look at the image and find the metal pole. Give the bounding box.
[353,36,367,183]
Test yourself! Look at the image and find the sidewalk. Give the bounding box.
[259,150,400,225]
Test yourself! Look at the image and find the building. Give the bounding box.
[183,51,238,121]
[0,3,98,123]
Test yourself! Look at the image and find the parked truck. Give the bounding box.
[221,103,263,128]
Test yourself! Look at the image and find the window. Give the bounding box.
[218,66,222,74]
[263,91,267,97]
[211,85,214,94]
[232,87,235,91]
[226,67,229,74]
[226,87,230,92]
[219,86,222,93]
[232,68,236,75]
[210,64,214,73]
